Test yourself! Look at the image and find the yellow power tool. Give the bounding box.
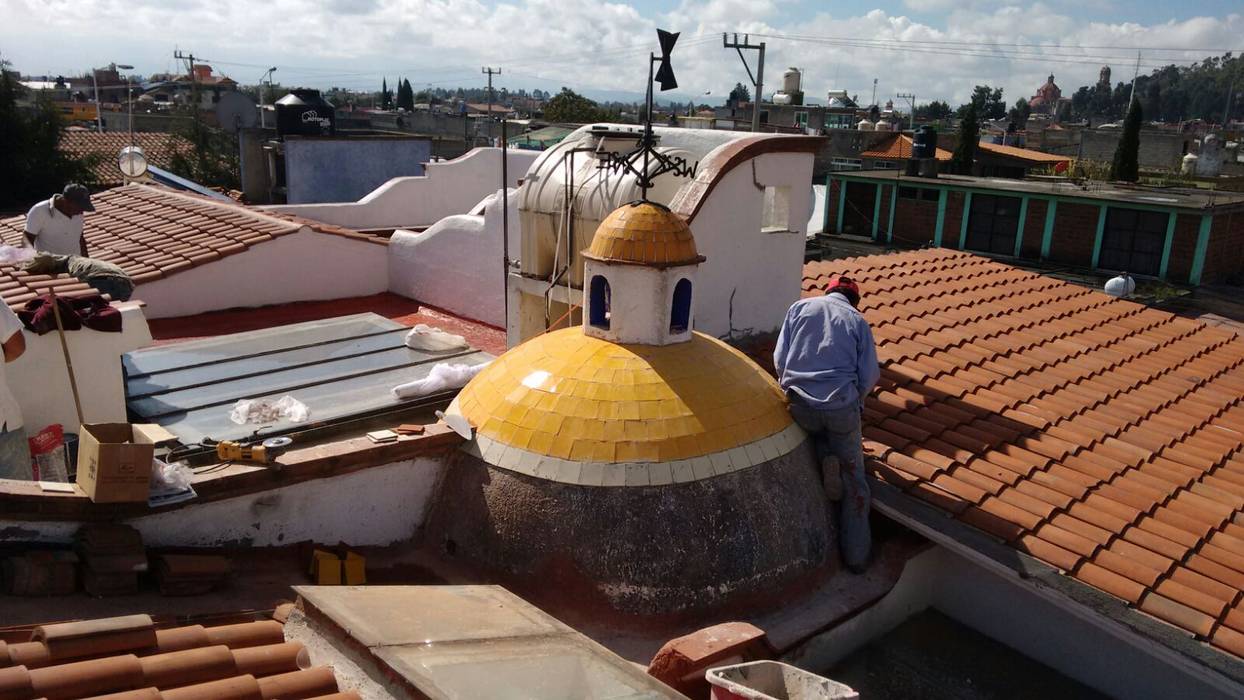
[213,436,293,465]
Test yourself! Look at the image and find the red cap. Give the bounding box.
[826,276,861,307]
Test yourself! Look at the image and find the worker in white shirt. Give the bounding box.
[0,302,29,480]
[24,183,93,257]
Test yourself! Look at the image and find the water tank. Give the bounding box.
[1197,134,1223,177]
[874,121,891,132]
[857,119,875,131]
[771,93,792,105]
[1181,152,1199,175]
[275,88,336,137]
[782,68,802,95]
[912,126,939,159]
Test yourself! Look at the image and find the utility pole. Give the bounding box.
[722,33,765,133]
[871,78,878,108]
[1127,50,1141,111]
[482,66,500,144]
[897,93,916,132]
[174,50,198,116]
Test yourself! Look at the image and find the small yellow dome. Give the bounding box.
[583,201,703,267]
[455,328,793,465]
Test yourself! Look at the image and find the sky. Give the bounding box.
[1,0,1241,108]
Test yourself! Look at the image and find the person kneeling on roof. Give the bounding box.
[23,254,134,302]
[773,276,880,574]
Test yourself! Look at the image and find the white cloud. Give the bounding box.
[0,0,1237,108]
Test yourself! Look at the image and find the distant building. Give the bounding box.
[1028,74,1069,117]
[825,168,1244,285]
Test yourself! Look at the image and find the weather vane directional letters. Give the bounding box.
[597,28,698,201]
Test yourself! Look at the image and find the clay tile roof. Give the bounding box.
[977,141,1071,165]
[0,613,356,699]
[0,183,386,310]
[804,249,1244,661]
[859,133,952,162]
[59,132,193,188]
[584,201,703,267]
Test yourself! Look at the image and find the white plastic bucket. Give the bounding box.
[706,661,859,700]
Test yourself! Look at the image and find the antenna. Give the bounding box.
[597,28,698,202]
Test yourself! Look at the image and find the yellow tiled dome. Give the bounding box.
[454,327,793,464]
[583,201,703,267]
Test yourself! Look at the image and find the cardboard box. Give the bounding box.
[76,423,169,503]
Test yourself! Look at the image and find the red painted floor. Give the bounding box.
[148,293,507,356]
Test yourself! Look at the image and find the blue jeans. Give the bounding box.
[0,424,32,481]
[788,398,871,570]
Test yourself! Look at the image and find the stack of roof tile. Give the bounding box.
[0,184,386,310]
[154,555,231,596]
[76,524,146,597]
[1,551,79,596]
[0,613,354,699]
[803,249,1244,660]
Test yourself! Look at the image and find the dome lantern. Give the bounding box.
[581,201,704,346]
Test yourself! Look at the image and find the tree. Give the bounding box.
[381,78,392,109]
[0,62,99,210]
[951,101,979,175]
[914,100,953,121]
[1007,98,1031,125]
[543,87,607,123]
[397,78,414,111]
[728,82,750,106]
[1110,99,1142,182]
[958,85,1005,121]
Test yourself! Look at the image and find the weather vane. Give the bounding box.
[597,28,699,201]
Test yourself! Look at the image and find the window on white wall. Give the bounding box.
[762,186,792,233]
[589,275,611,329]
[670,279,692,334]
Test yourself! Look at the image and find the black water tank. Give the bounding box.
[912,125,938,159]
[275,89,336,137]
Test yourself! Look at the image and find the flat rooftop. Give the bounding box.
[832,170,1244,211]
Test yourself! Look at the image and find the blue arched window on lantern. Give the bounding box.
[670,278,692,334]
[589,275,611,329]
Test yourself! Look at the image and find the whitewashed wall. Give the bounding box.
[7,303,152,435]
[688,151,813,340]
[262,148,539,231]
[132,228,388,319]
[387,188,519,328]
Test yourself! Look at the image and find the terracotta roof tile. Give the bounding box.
[804,248,1244,660]
[0,184,387,310]
[0,614,347,699]
[59,132,193,188]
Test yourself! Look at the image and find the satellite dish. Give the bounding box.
[118,145,148,178]
[215,91,258,133]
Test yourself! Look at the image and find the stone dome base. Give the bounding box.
[420,438,834,617]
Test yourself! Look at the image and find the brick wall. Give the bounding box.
[841,181,879,236]
[943,191,967,248]
[890,189,939,247]
[1019,198,1048,260]
[1166,213,1200,284]
[1203,207,1244,284]
[1047,202,1099,267]
[825,178,843,233]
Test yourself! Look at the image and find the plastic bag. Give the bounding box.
[0,245,35,267]
[28,424,68,482]
[392,361,490,399]
[228,395,310,425]
[149,457,197,507]
[404,324,468,352]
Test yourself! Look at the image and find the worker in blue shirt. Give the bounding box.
[774,276,880,572]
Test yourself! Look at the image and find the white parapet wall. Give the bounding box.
[0,457,447,548]
[388,189,518,328]
[261,148,540,231]
[132,228,389,319]
[686,151,813,341]
[8,302,152,436]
